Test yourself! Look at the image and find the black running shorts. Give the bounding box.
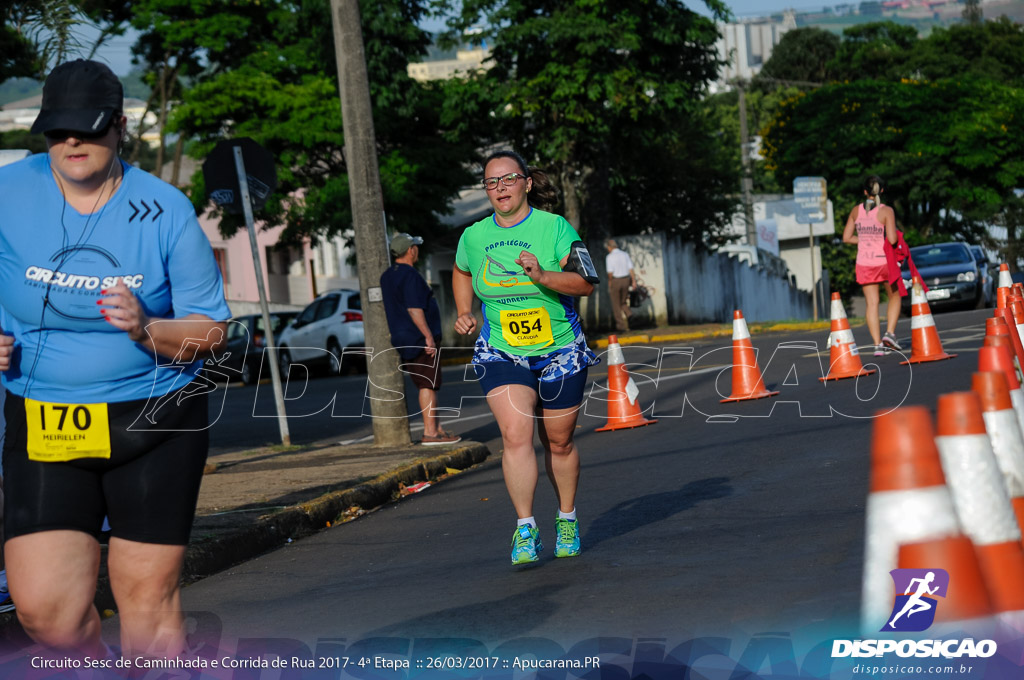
[3,387,209,545]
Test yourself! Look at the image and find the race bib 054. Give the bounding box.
[500,307,554,349]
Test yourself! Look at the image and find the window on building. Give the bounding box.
[212,248,229,284]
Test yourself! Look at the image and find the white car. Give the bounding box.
[276,289,365,376]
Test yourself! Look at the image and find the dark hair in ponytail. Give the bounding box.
[527,167,559,212]
[864,175,885,199]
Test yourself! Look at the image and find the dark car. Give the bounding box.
[223,311,299,384]
[969,245,996,307]
[901,242,981,312]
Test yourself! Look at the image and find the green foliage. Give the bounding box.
[171,0,474,247]
[441,0,735,243]
[0,128,46,153]
[762,77,1024,298]
[755,28,839,86]
[1,1,41,83]
[827,21,918,82]
[905,18,1024,86]
[704,85,801,196]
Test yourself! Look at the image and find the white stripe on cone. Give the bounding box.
[983,409,1024,499]
[1011,389,1024,440]
[1000,268,1014,289]
[606,342,625,365]
[733,317,751,340]
[936,433,1021,545]
[831,298,846,319]
[862,487,961,634]
[911,313,936,330]
[625,377,639,405]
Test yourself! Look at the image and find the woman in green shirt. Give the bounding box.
[454,150,599,565]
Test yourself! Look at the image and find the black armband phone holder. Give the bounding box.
[563,241,600,284]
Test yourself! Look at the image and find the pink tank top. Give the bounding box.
[855,203,886,266]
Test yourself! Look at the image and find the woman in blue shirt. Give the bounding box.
[0,60,230,661]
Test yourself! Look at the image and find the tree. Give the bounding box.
[1,0,40,83]
[755,27,839,87]
[441,0,735,243]
[906,18,1024,86]
[826,21,918,82]
[704,85,801,195]
[963,0,982,25]
[170,0,475,247]
[762,78,1024,249]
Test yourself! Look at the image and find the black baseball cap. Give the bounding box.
[30,60,124,135]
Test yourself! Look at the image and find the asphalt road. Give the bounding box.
[169,308,995,676]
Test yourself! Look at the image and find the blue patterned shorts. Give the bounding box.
[472,334,600,381]
[471,334,600,409]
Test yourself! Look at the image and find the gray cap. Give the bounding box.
[390,232,423,255]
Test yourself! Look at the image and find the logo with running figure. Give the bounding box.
[882,568,949,632]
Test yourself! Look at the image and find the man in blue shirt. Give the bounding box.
[380,233,460,445]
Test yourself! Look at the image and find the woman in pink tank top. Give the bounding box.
[842,175,900,356]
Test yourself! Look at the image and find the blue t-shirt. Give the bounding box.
[0,154,231,403]
[379,263,441,361]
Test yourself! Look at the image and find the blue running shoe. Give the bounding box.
[554,517,581,558]
[511,524,543,564]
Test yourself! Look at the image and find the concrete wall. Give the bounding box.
[663,238,812,323]
[579,234,812,328]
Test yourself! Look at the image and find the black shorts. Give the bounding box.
[3,387,209,545]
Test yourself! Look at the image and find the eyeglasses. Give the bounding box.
[482,173,527,191]
[44,121,115,142]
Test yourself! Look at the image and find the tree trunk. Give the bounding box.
[560,166,583,231]
[581,158,610,243]
[170,136,185,187]
[153,59,168,179]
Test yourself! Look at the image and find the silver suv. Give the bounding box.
[276,289,365,376]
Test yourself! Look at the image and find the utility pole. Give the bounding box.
[737,80,757,250]
[330,0,410,446]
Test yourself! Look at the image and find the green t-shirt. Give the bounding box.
[455,208,585,355]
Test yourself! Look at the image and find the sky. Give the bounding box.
[81,1,856,75]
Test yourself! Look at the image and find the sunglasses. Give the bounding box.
[44,120,116,141]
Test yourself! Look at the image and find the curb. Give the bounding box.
[183,442,490,581]
[590,320,832,348]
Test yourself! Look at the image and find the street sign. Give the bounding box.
[793,176,828,223]
[203,138,278,215]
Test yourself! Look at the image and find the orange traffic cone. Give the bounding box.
[980,344,1024,438]
[898,536,992,625]
[1010,297,1024,342]
[999,263,1014,290]
[900,277,957,364]
[595,335,657,432]
[720,310,779,402]
[861,407,961,634]
[995,305,1024,369]
[973,371,1024,541]
[935,392,1024,617]
[820,292,876,381]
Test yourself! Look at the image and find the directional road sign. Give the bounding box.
[793,176,828,223]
